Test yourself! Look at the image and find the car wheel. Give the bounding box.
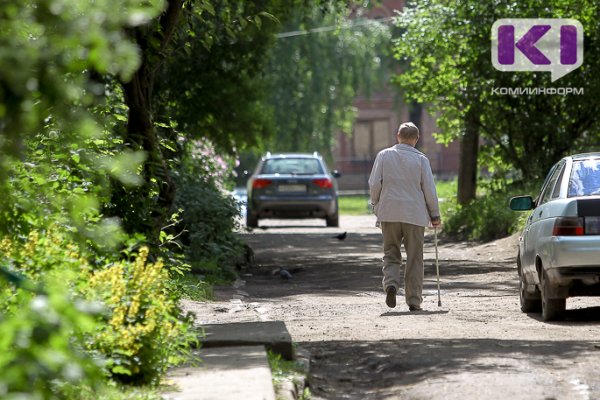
[246,204,258,228]
[541,269,566,321]
[519,273,541,313]
[326,212,339,227]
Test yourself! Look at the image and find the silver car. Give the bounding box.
[510,152,600,321]
[246,152,340,228]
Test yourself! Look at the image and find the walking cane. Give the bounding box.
[435,226,442,307]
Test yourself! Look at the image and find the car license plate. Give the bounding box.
[278,184,306,193]
[585,216,600,234]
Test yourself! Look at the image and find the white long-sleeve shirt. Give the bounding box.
[368,144,440,227]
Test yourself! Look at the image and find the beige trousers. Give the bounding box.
[380,221,425,307]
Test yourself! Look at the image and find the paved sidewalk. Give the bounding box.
[161,321,294,400]
[201,320,294,360]
[162,346,275,400]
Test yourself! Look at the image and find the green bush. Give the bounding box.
[176,179,244,270]
[441,180,541,241]
[174,139,246,278]
[442,192,519,241]
[0,285,104,399]
[1,227,195,392]
[0,233,103,399]
[84,246,195,385]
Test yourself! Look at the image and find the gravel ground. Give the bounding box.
[182,215,600,400]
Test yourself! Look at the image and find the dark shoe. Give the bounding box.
[409,305,423,312]
[385,286,397,308]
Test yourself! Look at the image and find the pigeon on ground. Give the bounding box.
[333,232,347,240]
[279,268,293,280]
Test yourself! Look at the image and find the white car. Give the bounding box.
[510,152,600,321]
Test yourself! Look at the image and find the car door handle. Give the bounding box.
[538,210,543,217]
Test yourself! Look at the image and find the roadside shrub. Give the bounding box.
[0,232,102,399]
[1,227,195,391]
[174,139,246,276]
[84,246,195,385]
[441,180,541,242]
[0,228,91,285]
[0,284,104,399]
[442,192,519,241]
[176,179,244,270]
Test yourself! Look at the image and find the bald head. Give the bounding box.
[397,122,419,145]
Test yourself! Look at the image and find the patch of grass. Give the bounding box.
[338,195,370,215]
[338,180,457,216]
[268,350,311,400]
[175,273,214,301]
[436,178,457,201]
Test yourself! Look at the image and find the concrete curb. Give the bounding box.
[198,320,295,360]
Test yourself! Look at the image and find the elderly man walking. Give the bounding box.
[368,122,441,311]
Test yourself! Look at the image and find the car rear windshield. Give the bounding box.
[261,158,324,175]
[568,159,600,197]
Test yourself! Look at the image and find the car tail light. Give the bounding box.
[252,178,272,189]
[313,178,333,189]
[552,217,584,236]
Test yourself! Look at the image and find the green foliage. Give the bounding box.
[0,287,103,399]
[154,0,350,156]
[442,191,520,242]
[0,0,160,186]
[84,246,195,385]
[1,124,145,250]
[441,180,543,241]
[0,231,103,399]
[175,140,245,275]
[264,5,392,159]
[435,179,458,202]
[1,1,377,397]
[268,350,311,400]
[154,0,281,153]
[1,225,194,394]
[394,0,600,180]
[172,273,214,302]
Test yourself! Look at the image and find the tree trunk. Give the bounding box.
[457,110,480,205]
[114,0,183,238]
[121,66,176,235]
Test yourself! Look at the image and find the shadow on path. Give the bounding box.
[240,232,517,299]
[304,337,600,399]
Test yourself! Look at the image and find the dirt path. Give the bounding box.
[182,215,600,400]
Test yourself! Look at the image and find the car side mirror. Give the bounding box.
[509,195,534,211]
[332,170,341,178]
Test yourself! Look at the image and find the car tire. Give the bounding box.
[326,212,339,227]
[541,269,566,321]
[519,273,541,313]
[246,204,258,228]
[517,250,541,313]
